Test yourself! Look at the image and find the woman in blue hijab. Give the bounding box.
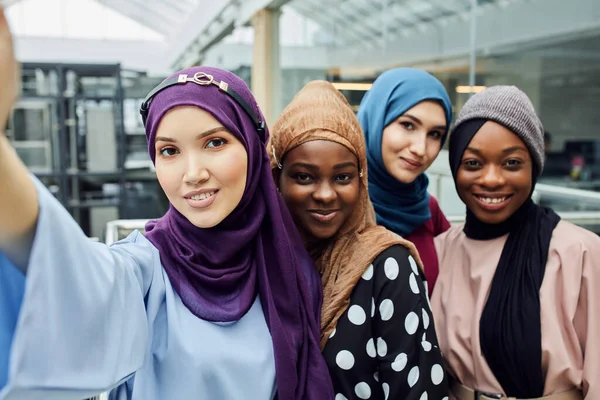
[358,68,453,295]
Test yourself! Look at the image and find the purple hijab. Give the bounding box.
[143,67,332,399]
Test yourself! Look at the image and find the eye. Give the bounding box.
[400,121,415,130]
[428,131,443,140]
[159,147,179,157]
[206,138,228,148]
[504,159,523,169]
[335,174,353,184]
[462,159,481,170]
[293,172,313,184]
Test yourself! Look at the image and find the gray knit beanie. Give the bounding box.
[453,85,545,174]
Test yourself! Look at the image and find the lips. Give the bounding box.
[473,193,513,211]
[184,189,219,209]
[400,157,423,171]
[308,209,339,223]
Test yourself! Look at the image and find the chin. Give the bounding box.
[182,211,226,229]
[391,169,422,184]
[471,210,511,225]
[306,227,339,241]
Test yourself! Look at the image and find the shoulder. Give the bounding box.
[435,223,464,243]
[551,220,600,255]
[428,195,451,233]
[428,195,441,211]
[110,230,161,266]
[433,224,464,259]
[372,244,420,282]
[373,244,412,266]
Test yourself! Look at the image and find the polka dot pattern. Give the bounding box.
[422,309,430,329]
[362,264,374,280]
[408,366,420,387]
[408,255,419,274]
[379,299,394,321]
[366,338,376,358]
[377,337,388,357]
[384,257,399,280]
[382,383,390,400]
[391,353,408,372]
[405,311,419,335]
[409,273,420,294]
[336,350,355,370]
[348,305,366,325]
[320,245,447,400]
[431,364,444,385]
[355,382,371,399]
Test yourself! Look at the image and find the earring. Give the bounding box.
[272,145,283,169]
[359,170,364,178]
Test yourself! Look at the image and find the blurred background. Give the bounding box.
[3,0,600,241]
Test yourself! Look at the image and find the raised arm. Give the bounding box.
[0,8,39,267]
[0,10,153,399]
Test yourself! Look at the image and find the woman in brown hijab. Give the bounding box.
[270,81,448,400]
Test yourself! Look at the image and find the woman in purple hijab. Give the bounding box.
[0,25,333,399]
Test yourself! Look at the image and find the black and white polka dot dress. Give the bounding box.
[322,245,448,400]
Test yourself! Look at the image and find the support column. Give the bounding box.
[251,8,281,126]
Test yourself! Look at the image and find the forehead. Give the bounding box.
[401,100,447,124]
[285,140,357,165]
[467,121,529,152]
[158,106,219,129]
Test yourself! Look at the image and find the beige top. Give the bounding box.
[431,220,599,399]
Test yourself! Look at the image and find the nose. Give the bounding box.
[479,164,506,189]
[408,132,427,157]
[312,181,336,204]
[184,155,210,185]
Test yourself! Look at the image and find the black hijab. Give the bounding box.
[449,118,561,397]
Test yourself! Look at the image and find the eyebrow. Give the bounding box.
[402,113,447,131]
[289,161,357,170]
[155,126,227,143]
[465,146,529,155]
[333,161,357,169]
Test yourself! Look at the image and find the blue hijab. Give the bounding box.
[358,68,452,236]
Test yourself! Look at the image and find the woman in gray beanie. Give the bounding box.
[430,85,599,400]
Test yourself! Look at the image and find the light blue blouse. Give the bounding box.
[0,178,276,400]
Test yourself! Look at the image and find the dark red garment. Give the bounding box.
[404,196,450,296]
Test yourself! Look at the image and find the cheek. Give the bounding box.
[155,161,180,198]
[218,150,248,192]
[455,170,472,197]
[342,182,361,208]
[425,139,442,163]
[381,126,408,156]
[280,181,309,208]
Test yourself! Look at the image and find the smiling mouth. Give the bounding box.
[473,194,513,211]
[187,192,216,201]
[475,195,509,204]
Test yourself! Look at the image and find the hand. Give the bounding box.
[0,7,19,133]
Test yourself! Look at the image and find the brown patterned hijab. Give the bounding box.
[270,80,423,349]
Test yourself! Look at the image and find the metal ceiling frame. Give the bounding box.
[96,0,199,37]
[287,0,513,47]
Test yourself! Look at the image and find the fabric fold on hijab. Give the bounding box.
[449,86,560,398]
[358,68,453,236]
[143,67,333,399]
[270,80,424,349]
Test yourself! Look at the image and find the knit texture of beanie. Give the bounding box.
[453,85,545,174]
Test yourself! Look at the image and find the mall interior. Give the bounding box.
[3,0,600,241]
